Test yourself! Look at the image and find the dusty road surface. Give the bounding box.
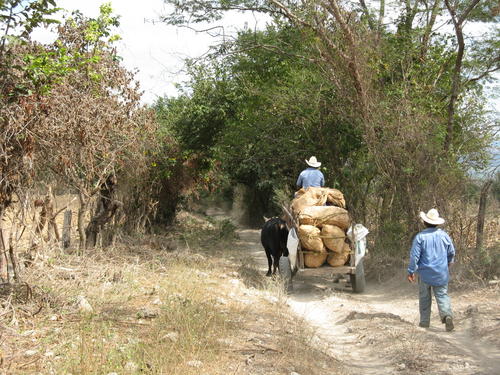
[238,228,500,375]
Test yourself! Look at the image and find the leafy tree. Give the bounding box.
[0,0,63,281]
[153,67,239,221]
[160,0,497,250]
[0,0,60,219]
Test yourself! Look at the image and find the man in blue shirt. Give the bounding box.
[408,208,456,331]
[296,156,325,189]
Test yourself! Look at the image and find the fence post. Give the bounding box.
[0,230,7,283]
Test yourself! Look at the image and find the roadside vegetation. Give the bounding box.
[0,0,498,373]
[0,211,342,374]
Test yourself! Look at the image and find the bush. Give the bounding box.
[216,218,237,240]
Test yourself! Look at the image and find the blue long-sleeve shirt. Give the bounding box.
[408,228,455,286]
[296,168,325,189]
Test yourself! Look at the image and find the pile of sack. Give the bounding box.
[292,187,351,268]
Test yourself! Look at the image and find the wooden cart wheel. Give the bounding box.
[350,259,366,293]
[279,256,293,293]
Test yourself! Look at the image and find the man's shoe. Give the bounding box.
[445,316,454,332]
[419,322,430,328]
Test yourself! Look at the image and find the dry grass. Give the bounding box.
[389,326,432,372]
[0,212,342,374]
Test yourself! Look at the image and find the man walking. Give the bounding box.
[407,208,456,331]
[296,156,325,189]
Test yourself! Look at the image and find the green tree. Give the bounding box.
[160,0,497,251]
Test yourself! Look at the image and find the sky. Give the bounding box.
[33,0,269,104]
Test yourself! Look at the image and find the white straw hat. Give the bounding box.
[305,156,321,168]
[419,208,445,225]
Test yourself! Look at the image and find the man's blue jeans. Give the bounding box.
[418,279,453,325]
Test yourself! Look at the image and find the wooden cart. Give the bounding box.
[279,206,367,293]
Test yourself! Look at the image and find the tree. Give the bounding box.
[0,0,59,218]
[443,0,499,151]
[161,0,497,249]
[36,5,144,250]
[0,0,61,281]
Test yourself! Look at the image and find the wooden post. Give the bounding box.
[62,210,72,249]
[7,228,19,282]
[77,192,87,253]
[0,229,7,283]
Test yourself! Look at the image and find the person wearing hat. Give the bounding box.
[296,156,325,189]
[408,208,456,331]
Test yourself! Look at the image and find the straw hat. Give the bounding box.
[419,208,445,225]
[305,156,321,168]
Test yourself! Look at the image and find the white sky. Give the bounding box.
[33,0,269,104]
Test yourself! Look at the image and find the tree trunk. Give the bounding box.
[443,0,481,151]
[359,0,376,30]
[398,0,419,35]
[377,0,385,40]
[45,189,55,241]
[62,210,72,249]
[51,219,60,242]
[36,187,60,242]
[327,0,369,117]
[78,192,88,253]
[7,226,19,282]
[420,0,441,60]
[85,174,121,249]
[476,179,493,251]
[36,198,48,235]
[443,22,464,151]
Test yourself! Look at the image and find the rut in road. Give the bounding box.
[237,227,500,375]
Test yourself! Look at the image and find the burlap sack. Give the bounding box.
[321,225,345,253]
[291,188,328,214]
[298,206,350,230]
[293,187,345,208]
[304,252,328,268]
[294,188,306,198]
[323,188,346,208]
[326,243,351,267]
[298,225,324,252]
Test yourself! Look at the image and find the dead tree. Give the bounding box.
[85,174,122,248]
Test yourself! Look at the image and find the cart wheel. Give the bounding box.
[279,256,293,293]
[350,259,365,293]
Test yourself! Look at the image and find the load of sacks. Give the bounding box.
[292,187,351,268]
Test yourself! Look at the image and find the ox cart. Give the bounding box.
[280,206,368,293]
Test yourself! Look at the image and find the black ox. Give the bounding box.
[261,217,289,276]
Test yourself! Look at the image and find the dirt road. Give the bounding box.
[238,228,500,375]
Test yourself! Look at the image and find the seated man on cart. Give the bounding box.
[296,156,325,190]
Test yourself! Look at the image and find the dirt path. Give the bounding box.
[237,228,500,375]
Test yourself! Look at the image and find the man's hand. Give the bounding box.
[407,273,416,283]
